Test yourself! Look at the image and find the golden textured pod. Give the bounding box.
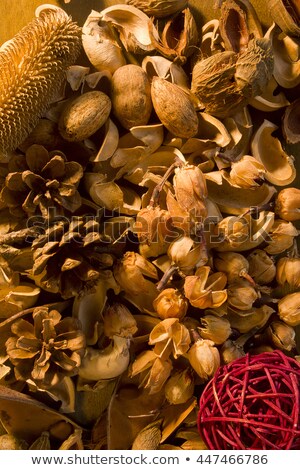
[0,7,81,159]
[126,0,187,18]
[266,0,300,37]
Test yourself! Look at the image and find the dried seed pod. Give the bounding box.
[58,91,111,142]
[227,155,266,189]
[187,338,220,381]
[111,64,152,129]
[278,293,300,326]
[266,320,296,351]
[164,368,194,404]
[234,38,274,98]
[126,0,187,18]
[198,315,232,345]
[151,77,198,138]
[191,51,246,118]
[247,249,276,285]
[276,256,300,290]
[153,288,188,320]
[0,434,28,450]
[275,188,300,221]
[227,279,259,311]
[214,251,253,283]
[265,219,298,255]
[132,419,163,450]
[103,303,138,338]
[0,7,81,159]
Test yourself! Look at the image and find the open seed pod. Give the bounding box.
[266,0,300,38]
[248,76,290,112]
[149,7,199,64]
[125,0,188,18]
[266,23,300,88]
[142,55,189,88]
[251,119,296,186]
[99,5,159,54]
[82,10,126,74]
[282,98,300,144]
[219,0,263,52]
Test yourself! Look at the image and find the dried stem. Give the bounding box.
[156,264,179,291]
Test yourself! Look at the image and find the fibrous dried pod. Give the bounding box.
[251,119,296,186]
[225,155,266,189]
[278,293,300,326]
[111,65,152,129]
[82,10,126,74]
[149,7,199,64]
[125,0,187,18]
[264,219,299,255]
[58,91,111,142]
[214,251,254,284]
[219,0,263,52]
[191,51,246,118]
[234,38,274,98]
[187,338,220,382]
[0,7,81,159]
[266,320,296,352]
[198,314,232,345]
[266,0,300,37]
[247,249,276,285]
[227,279,259,311]
[151,77,198,138]
[282,98,300,144]
[276,256,300,291]
[142,55,189,88]
[226,305,275,333]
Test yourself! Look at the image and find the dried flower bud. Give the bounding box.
[228,155,266,188]
[227,279,259,311]
[226,305,274,333]
[278,292,300,326]
[247,249,276,285]
[132,419,163,450]
[103,303,138,338]
[114,252,158,296]
[198,314,232,345]
[220,339,245,365]
[184,266,227,309]
[214,251,252,283]
[275,188,300,221]
[149,318,191,359]
[214,216,249,249]
[164,368,194,404]
[276,256,300,290]
[266,320,296,352]
[136,206,171,246]
[130,350,173,394]
[187,338,220,381]
[153,288,188,320]
[264,219,299,255]
[167,236,207,274]
[173,164,208,220]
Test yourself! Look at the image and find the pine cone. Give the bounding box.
[31,216,119,299]
[0,145,83,219]
[5,306,86,388]
[0,7,81,159]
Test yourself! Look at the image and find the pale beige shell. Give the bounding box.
[251,119,296,186]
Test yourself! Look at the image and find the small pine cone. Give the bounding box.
[31,217,120,299]
[0,145,83,219]
[5,306,86,388]
[0,7,81,159]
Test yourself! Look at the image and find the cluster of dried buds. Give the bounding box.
[0,0,300,450]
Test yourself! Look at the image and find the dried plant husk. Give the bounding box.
[151,77,198,138]
[219,106,253,163]
[111,64,152,130]
[82,10,126,74]
[125,0,188,18]
[226,305,275,333]
[149,7,199,64]
[99,4,159,55]
[219,0,263,52]
[266,0,300,37]
[282,98,300,144]
[0,385,80,443]
[205,171,276,215]
[142,55,189,88]
[191,51,246,118]
[0,7,81,159]
[266,24,300,88]
[199,19,223,57]
[132,419,162,450]
[248,76,290,111]
[251,119,296,186]
[234,38,274,98]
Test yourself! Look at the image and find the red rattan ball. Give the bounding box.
[197,350,300,450]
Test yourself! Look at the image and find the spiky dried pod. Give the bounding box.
[0,7,81,160]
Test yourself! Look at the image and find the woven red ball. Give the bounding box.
[197,350,300,450]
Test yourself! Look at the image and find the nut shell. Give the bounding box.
[58,91,111,142]
[111,64,152,129]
